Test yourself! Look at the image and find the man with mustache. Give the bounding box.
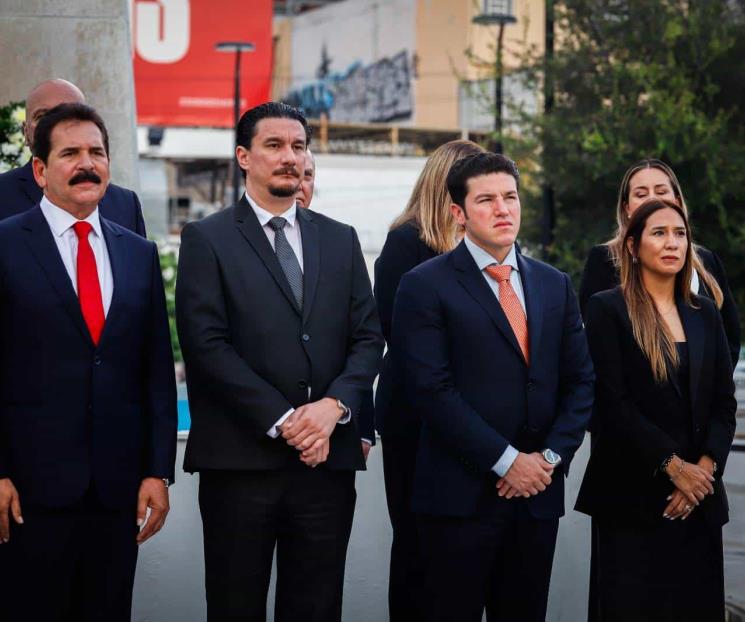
[392,153,594,621]
[176,102,383,621]
[0,103,176,620]
[0,79,146,235]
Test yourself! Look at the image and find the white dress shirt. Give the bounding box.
[462,235,524,477]
[246,194,304,270]
[245,194,352,438]
[39,196,113,316]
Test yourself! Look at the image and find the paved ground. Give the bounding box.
[133,418,745,621]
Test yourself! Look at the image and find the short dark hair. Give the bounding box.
[236,102,311,150]
[33,102,109,164]
[446,152,520,209]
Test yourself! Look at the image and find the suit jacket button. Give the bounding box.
[302,334,310,342]
[298,380,308,390]
[94,356,102,366]
[527,382,536,392]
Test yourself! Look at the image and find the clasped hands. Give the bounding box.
[496,452,554,499]
[663,455,716,520]
[280,397,343,468]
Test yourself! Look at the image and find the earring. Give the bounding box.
[632,256,638,264]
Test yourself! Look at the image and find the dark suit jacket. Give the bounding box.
[0,206,176,509]
[579,243,740,366]
[176,197,384,472]
[575,288,736,526]
[374,221,438,438]
[0,161,147,236]
[392,241,595,519]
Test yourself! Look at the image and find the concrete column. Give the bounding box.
[0,0,139,193]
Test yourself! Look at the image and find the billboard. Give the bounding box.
[131,0,273,127]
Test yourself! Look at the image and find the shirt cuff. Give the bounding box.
[492,445,519,477]
[267,408,294,438]
[338,407,351,425]
[361,438,372,445]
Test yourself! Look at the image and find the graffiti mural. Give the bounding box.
[284,50,413,123]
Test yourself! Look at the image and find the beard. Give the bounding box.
[268,180,301,198]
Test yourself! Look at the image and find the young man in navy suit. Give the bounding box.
[392,153,594,621]
[0,78,146,236]
[0,103,176,620]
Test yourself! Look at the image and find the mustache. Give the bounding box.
[69,170,102,186]
[273,167,299,178]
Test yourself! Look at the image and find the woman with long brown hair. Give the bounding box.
[374,139,485,621]
[579,159,740,366]
[576,198,736,621]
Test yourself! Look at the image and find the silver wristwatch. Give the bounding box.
[336,399,349,417]
[541,448,562,466]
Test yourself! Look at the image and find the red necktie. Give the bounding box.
[485,264,529,364]
[73,221,105,345]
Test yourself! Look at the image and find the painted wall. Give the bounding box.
[283,0,417,123]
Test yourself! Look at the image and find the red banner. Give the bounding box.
[131,0,273,127]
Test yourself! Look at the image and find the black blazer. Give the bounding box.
[575,288,737,526]
[579,243,740,367]
[373,221,438,437]
[393,241,594,518]
[0,160,147,236]
[0,207,176,509]
[176,197,384,472]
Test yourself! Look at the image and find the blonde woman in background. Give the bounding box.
[374,139,484,622]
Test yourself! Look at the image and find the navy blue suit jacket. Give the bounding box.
[0,161,147,236]
[0,206,176,509]
[392,240,594,519]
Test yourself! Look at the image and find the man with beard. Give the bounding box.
[0,79,146,235]
[0,103,176,620]
[176,102,383,621]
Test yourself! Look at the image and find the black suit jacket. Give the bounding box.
[392,241,595,518]
[579,243,740,366]
[0,161,147,236]
[176,197,384,472]
[0,206,176,509]
[575,288,736,526]
[374,221,438,437]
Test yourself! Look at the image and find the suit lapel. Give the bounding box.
[234,197,302,315]
[97,217,126,343]
[297,208,320,322]
[452,242,525,363]
[18,161,43,205]
[517,253,543,367]
[678,299,704,412]
[21,205,94,347]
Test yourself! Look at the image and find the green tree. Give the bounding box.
[512,0,745,324]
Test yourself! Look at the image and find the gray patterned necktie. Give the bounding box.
[268,216,303,309]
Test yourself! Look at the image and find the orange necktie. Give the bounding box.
[485,264,529,364]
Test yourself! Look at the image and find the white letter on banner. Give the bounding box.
[135,0,190,64]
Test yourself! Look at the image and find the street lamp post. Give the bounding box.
[215,41,255,206]
[473,0,516,154]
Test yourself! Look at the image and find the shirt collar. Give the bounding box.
[39,196,103,239]
[463,235,519,272]
[245,193,297,228]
